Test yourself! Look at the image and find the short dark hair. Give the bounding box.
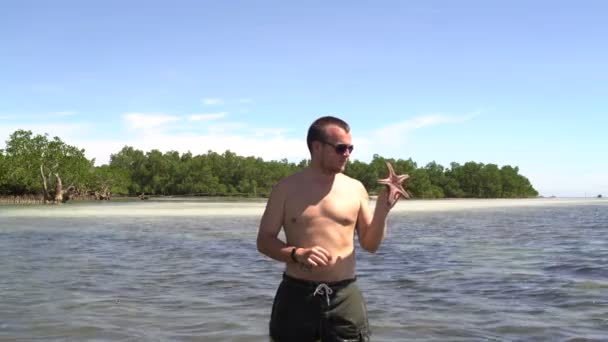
[306,116,350,153]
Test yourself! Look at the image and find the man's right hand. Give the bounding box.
[295,246,333,267]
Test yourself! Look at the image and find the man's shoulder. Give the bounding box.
[338,173,363,186]
[274,170,306,190]
[338,173,366,190]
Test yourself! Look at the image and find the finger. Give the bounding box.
[313,246,332,261]
[306,258,319,267]
[310,253,328,265]
[310,254,328,266]
[312,248,330,262]
[393,195,400,206]
[391,192,402,206]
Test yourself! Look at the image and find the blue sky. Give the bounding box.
[1,0,606,197]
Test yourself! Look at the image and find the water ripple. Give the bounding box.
[1,202,607,341]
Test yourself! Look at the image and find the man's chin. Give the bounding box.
[324,166,343,174]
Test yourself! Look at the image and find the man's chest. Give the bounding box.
[284,189,360,227]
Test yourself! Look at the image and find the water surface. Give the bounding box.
[1,199,607,341]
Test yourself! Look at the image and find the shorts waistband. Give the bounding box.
[282,273,356,290]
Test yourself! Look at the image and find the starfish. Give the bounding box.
[377,161,410,206]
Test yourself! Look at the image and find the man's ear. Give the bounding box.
[312,140,322,153]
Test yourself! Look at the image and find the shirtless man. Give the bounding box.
[257,116,400,342]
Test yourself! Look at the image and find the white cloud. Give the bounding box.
[0,116,305,166]
[348,112,479,164]
[0,123,96,156]
[123,113,180,129]
[0,123,93,140]
[358,113,478,152]
[3,110,605,199]
[237,98,252,103]
[202,98,223,106]
[44,112,302,165]
[69,138,130,164]
[527,170,608,198]
[188,112,227,121]
[68,131,305,165]
[140,134,304,161]
[370,113,476,143]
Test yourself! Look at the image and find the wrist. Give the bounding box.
[290,247,299,263]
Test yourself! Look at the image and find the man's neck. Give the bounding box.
[306,165,338,183]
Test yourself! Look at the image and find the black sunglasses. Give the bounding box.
[320,140,354,154]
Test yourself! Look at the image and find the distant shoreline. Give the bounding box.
[1,197,606,218]
[1,194,604,205]
[387,197,608,213]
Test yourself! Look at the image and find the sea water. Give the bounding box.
[1,198,606,341]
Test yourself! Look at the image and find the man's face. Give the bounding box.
[319,125,353,173]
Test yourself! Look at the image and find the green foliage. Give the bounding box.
[1,130,92,195]
[345,158,537,199]
[1,129,539,199]
[107,147,304,196]
[88,165,130,195]
[0,151,6,193]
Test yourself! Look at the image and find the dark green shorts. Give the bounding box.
[269,273,370,342]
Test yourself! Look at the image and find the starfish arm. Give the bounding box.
[385,162,396,176]
[395,186,409,199]
[396,174,409,183]
[377,162,411,205]
[377,178,392,185]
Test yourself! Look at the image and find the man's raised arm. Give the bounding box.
[356,184,392,253]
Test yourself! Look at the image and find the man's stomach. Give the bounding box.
[285,249,356,282]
